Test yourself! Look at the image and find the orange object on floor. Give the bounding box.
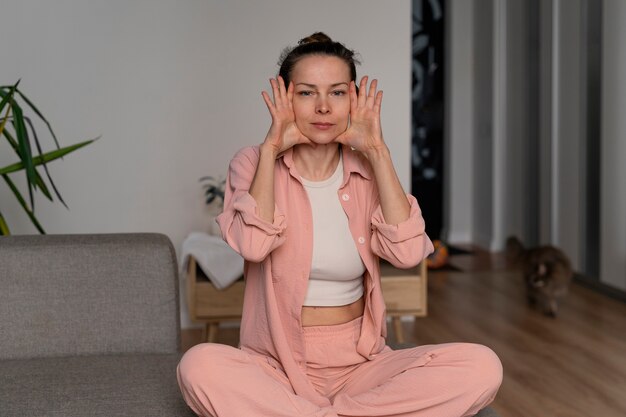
[427,240,450,269]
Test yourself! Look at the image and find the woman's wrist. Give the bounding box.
[364,143,390,163]
[260,142,279,160]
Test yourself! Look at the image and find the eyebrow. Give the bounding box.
[295,82,349,88]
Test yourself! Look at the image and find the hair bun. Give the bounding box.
[298,32,333,45]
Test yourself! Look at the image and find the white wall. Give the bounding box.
[601,0,626,291]
[446,0,475,244]
[471,0,493,249]
[0,0,412,327]
[554,0,585,269]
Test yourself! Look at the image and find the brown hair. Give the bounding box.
[278,32,360,88]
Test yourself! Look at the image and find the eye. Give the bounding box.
[332,90,347,96]
[298,90,314,97]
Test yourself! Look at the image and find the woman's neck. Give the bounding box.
[293,143,341,181]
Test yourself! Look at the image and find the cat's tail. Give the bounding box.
[505,236,525,264]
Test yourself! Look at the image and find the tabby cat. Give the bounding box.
[506,236,573,317]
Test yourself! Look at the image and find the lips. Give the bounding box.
[311,122,334,130]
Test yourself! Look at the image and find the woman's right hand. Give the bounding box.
[261,76,310,155]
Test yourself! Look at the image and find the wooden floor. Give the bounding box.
[181,248,626,417]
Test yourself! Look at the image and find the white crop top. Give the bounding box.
[301,154,366,306]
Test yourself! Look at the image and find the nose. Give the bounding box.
[315,96,330,114]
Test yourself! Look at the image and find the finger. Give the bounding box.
[367,79,378,107]
[287,81,295,107]
[349,81,358,113]
[275,76,283,103]
[277,76,287,98]
[374,90,383,114]
[270,78,280,104]
[357,76,368,107]
[261,91,275,112]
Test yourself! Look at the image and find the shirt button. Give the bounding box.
[358,237,365,244]
[342,193,350,201]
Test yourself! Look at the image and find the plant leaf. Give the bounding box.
[2,128,53,201]
[10,99,37,209]
[0,210,10,236]
[2,174,46,234]
[0,100,11,138]
[0,81,19,117]
[0,83,18,137]
[23,115,67,207]
[15,86,60,149]
[0,138,95,175]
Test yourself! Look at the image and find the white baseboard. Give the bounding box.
[386,316,416,323]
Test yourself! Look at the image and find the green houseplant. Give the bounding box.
[0,80,95,235]
[199,175,226,236]
[200,175,226,207]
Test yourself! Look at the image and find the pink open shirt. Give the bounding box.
[216,145,434,408]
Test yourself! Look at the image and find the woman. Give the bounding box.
[178,33,502,417]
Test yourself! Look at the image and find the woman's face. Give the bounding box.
[290,55,352,144]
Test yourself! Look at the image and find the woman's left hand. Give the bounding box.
[339,76,410,224]
[336,76,386,157]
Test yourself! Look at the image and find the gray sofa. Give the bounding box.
[0,232,500,417]
[0,233,194,417]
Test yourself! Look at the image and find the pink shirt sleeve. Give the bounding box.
[370,194,434,268]
[216,147,287,263]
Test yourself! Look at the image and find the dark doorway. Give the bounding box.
[411,0,445,239]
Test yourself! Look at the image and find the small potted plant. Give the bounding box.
[199,175,226,235]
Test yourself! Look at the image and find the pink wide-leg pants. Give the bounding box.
[177,317,502,417]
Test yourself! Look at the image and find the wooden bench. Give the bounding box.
[187,257,427,343]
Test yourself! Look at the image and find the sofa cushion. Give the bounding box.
[0,353,194,417]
